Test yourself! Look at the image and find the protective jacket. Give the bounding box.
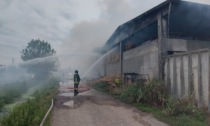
[74,73,81,84]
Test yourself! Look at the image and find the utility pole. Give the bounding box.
[120,42,123,78]
[158,11,168,80]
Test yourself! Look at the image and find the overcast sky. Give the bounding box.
[0,0,210,69]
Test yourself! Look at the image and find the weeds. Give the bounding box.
[93,78,209,126]
[119,85,138,103]
[0,81,28,111]
[92,82,109,93]
[93,79,168,106]
[0,78,59,126]
[136,80,168,107]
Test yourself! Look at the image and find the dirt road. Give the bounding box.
[51,83,168,126]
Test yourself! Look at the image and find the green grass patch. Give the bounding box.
[92,82,109,93]
[0,78,59,126]
[3,85,41,110]
[134,103,209,126]
[0,81,28,111]
[43,110,52,126]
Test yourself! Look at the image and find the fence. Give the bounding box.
[164,49,210,109]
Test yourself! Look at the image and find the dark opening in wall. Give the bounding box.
[122,21,158,51]
[167,50,186,55]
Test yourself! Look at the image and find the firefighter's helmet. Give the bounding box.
[75,70,78,73]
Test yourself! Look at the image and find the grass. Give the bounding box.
[43,111,52,126]
[134,102,209,126]
[21,84,41,99]
[92,82,109,93]
[0,78,59,126]
[4,85,40,110]
[0,81,28,111]
[4,100,23,110]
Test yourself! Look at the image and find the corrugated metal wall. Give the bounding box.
[164,49,210,108]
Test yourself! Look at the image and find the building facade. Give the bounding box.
[103,0,210,80]
[101,0,210,110]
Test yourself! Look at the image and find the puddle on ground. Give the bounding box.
[54,94,126,109]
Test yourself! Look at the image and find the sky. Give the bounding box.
[0,0,210,70]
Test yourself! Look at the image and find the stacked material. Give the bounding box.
[93,76,122,88]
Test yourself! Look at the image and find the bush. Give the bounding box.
[163,96,201,116]
[136,80,168,107]
[119,85,139,103]
[93,82,110,93]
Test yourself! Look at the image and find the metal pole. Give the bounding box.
[158,13,163,80]
[168,2,172,38]
[120,42,123,78]
[208,50,210,112]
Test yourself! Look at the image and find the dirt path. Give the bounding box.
[51,83,168,126]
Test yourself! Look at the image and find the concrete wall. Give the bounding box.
[165,38,187,52]
[165,38,210,52]
[164,49,210,108]
[105,46,121,76]
[105,39,159,79]
[187,40,210,51]
[123,39,159,79]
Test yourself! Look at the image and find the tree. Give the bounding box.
[21,39,56,61]
[20,39,59,80]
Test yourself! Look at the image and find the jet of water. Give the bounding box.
[81,48,116,79]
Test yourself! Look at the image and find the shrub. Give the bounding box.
[93,82,110,93]
[119,85,139,103]
[163,96,201,116]
[136,80,168,107]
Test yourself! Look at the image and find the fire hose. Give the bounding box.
[40,99,54,126]
[39,86,89,126]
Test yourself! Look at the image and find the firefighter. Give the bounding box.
[74,70,80,96]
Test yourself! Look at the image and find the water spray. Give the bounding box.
[81,48,116,79]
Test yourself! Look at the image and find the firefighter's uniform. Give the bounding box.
[74,70,80,96]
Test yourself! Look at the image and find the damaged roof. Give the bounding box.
[104,0,210,51]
